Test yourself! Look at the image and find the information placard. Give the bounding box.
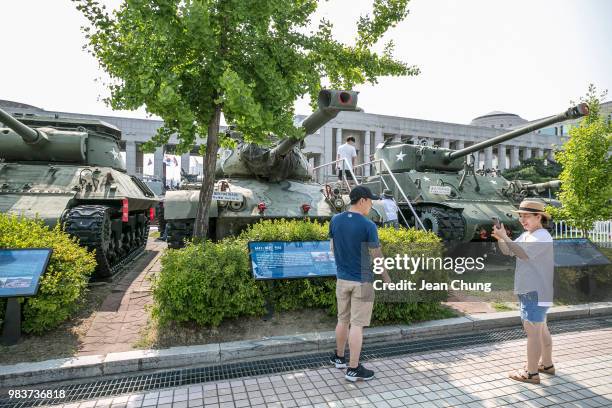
[0,249,52,297]
[553,239,611,268]
[248,241,337,280]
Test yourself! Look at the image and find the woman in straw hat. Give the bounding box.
[492,200,555,384]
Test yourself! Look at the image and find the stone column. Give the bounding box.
[536,148,544,158]
[154,146,165,182]
[442,139,450,149]
[125,141,137,175]
[322,126,334,181]
[498,144,507,171]
[364,130,373,176]
[510,145,520,168]
[484,146,493,169]
[547,149,555,160]
[456,140,465,150]
[181,152,191,174]
[523,147,532,160]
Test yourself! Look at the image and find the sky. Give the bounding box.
[1,0,611,125]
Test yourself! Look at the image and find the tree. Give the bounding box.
[74,0,419,240]
[501,157,563,184]
[549,85,612,233]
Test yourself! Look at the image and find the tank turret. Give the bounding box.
[375,104,588,174]
[0,107,126,170]
[0,108,158,277]
[216,90,359,182]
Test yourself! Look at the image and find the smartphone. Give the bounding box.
[492,217,501,228]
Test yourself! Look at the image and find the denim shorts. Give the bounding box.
[518,291,549,323]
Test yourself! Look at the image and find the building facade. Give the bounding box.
[2,99,610,184]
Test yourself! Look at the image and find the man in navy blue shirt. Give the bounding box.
[329,186,390,381]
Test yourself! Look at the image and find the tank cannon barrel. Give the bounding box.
[271,90,359,158]
[525,180,561,191]
[444,103,589,162]
[0,107,46,144]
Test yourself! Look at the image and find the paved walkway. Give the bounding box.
[51,324,611,407]
[78,238,166,356]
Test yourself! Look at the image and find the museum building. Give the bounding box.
[1,99,610,184]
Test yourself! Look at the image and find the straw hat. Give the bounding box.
[512,200,550,220]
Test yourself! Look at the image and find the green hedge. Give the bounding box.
[152,219,454,328]
[0,214,97,334]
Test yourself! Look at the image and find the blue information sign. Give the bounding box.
[553,239,611,268]
[248,241,337,280]
[0,249,52,297]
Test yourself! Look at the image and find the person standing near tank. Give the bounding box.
[381,189,400,229]
[328,186,391,381]
[336,136,357,186]
[492,200,555,384]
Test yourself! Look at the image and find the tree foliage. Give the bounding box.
[549,85,612,231]
[501,157,563,184]
[73,0,419,238]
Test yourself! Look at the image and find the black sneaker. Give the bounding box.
[345,364,375,381]
[329,352,346,368]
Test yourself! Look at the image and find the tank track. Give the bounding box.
[167,219,194,249]
[418,205,466,242]
[63,205,149,277]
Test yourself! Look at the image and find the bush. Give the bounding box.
[152,239,265,326]
[0,214,97,334]
[152,219,454,328]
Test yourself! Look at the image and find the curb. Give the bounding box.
[1,302,611,388]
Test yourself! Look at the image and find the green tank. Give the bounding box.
[362,104,588,241]
[164,90,358,248]
[0,109,159,277]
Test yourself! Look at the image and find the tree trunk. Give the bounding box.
[193,105,222,241]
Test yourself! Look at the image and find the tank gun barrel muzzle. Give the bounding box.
[444,103,589,162]
[272,90,360,157]
[0,107,47,144]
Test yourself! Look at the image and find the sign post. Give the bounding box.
[0,248,53,345]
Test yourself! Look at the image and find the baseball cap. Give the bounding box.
[349,186,380,203]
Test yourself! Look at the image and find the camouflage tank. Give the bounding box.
[362,104,588,241]
[0,108,159,277]
[164,90,358,248]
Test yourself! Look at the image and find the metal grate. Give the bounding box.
[1,317,610,408]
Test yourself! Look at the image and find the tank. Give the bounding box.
[503,179,562,206]
[164,90,359,248]
[362,104,588,241]
[0,109,159,277]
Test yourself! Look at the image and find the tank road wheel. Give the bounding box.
[418,206,466,242]
[167,219,195,249]
[63,205,116,277]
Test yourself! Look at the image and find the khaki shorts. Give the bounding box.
[336,279,374,327]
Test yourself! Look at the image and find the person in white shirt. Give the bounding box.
[492,200,555,384]
[336,136,357,185]
[381,189,400,229]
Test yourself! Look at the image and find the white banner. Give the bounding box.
[212,191,244,202]
[428,185,452,195]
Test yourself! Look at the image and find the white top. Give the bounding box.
[337,143,357,170]
[382,198,399,221]
[513,228,554,306]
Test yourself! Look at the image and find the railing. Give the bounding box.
[311,158,360,191]
[553,220,612,246]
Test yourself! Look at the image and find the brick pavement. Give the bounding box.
[52,324,611,407]
[78,238,166,356]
